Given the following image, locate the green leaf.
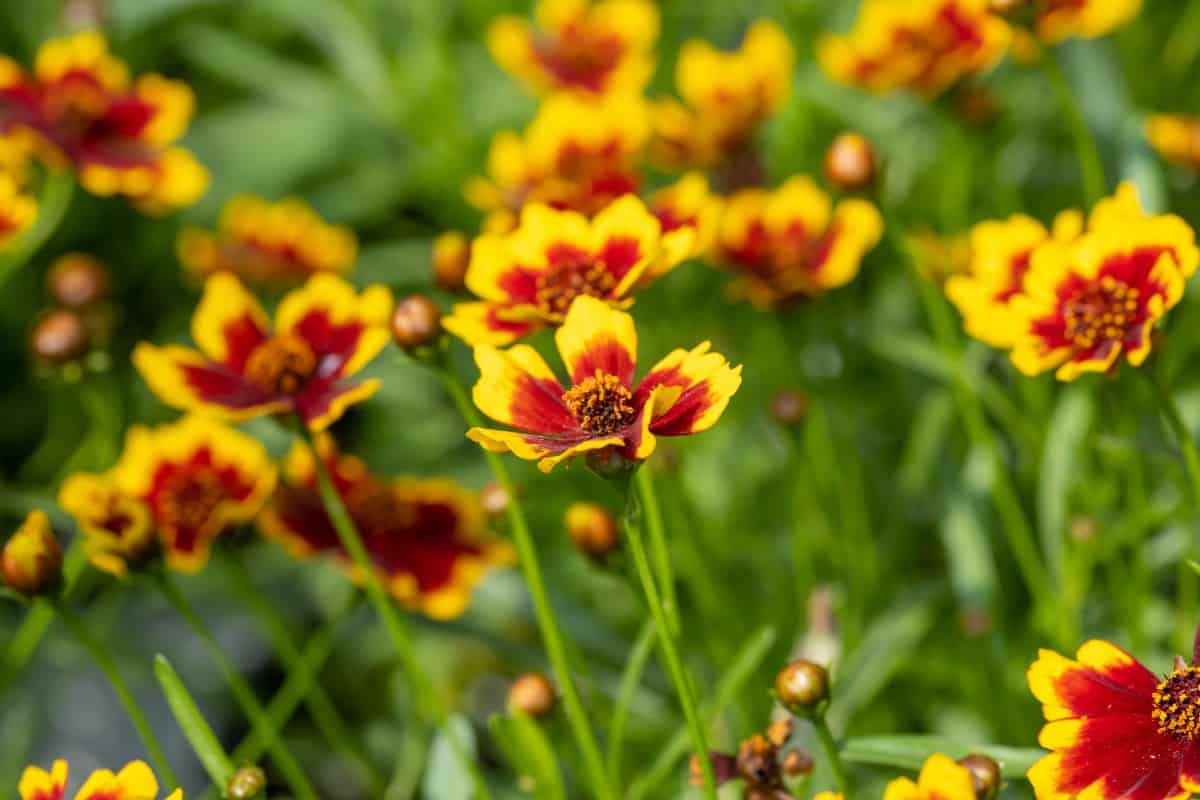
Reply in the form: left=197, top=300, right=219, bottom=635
left=841, top=734, right=1046, bottom=780
left=489, top=712, right=566, bottom=800
left=1037, top=385, right=1094, bottom=583
left=421, top=714, right=478, bottom=800
left=154, top=654, right=235, bottom=788
left=941, top=496, right=998, bottom=610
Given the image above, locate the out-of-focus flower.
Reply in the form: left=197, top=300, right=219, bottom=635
left=133, top=272, right=392, bottom=431
left=564, top=501, right=619, bottom=558
left=443, top=196, right=692, bottom=346
left=884, top=753, right=979, bottom=799
left=466, top=295, right=741, bottom=473
left=691, top=719, right=809, bottom=798
left=2, top=510, right=62, bottom=596
left=433, top=231, right=472, bottom=292
left=258, top=435, right=512, bottom=620
left=1034, top=0, right=1141, bottom=42
left=0, top=32, right=208, bottom=212
left=0, top=170, right=36, bottom=248
left=465, top=92, right=648, bottom=230
left=1027, top=638, right=1200, bottom=799
left=647, top=173, right=722, bottom=260
left=1147, top=114, right=1200, bottom=171
left=19, top=759, right=182, bottom=800
left=713, top=177, right=883, bottom=308
left=178, top=195, right=357, bottom=287
left=507, top=672, right=557, bottom=718
left=487, top=0, right=658, bottom=96
left=818, top=1, right=1010, bottom=97
left=812, top=794, right=843, bottom=800
left=908, top=230, right=973, bottom=286
left=59, top=416, right=274, bottom=574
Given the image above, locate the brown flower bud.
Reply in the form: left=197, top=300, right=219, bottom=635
left=30, top=309, right=90, bottom=363
left=774, top=659, right=829, bottom=713
left=226, top=765, right=268, bottom=800
left=823, top=132, right=876, bottom=192
left=433, top=232, right=471, bottom=292
left=2, top=510, right=62, bottom=596
left=564, top=502, right=620, bottom=559
left=769, top=390, right=809, bottom=427
left=480, top=482, right=509, bottom=517
left=391, top=294, right=442, bottom=351
left=507, top=672, right=556, bottom=719
left=957, top=753, right=1001, bottom=798
left=47, top=253, right=110, bottom=308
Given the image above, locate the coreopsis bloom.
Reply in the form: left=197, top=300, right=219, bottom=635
left=466, top=295, right=741, bottom=472
left=647, top=173, right=723, bottom=260
left=712, top=176, right=883, bottom=308
left=464, top=92, right=648, bottom=231
left=0, top=170, right=36, bottom=248
left=884, top=753, right=978, bottom=799
left=1027, top=638, right=1200, bottom=799
left=19, top=759, right=182, bottom=800
left=487, top=0, right=658, bottom=96
left=818, top=0, right=1011, bottom=97
left=59, top=415, right=275, bottom=574
left=1147, top=114, right=1200, bottom=170
left=0, top=31, right=208, bottom=212
left=1034, top=0, right=1141, bottom=42
left=178, top=195, right=357, bottom=286
left=444, top=195, right=692, bottom=346
left=258, top=436, right=513, bottom=620
left=133, top=272, right=392, bottom=431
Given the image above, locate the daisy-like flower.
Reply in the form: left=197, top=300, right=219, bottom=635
left=258, top=435, right=514, bottom=620
left=133, top=272, right=392, bottom=431
left=443, top=195, right=693, bottom=346
left=884, top=754, right=979, bottom=799
left=818, top=0, right=1010, bottom=97
left=0, top=31, right=208, bottom=213
left=178, top=194, right=358, bottom=287
left=1033, top=0, right=1142, bottom=42
left=19, top=760, right=181, bottom=800
left=58, top=415, right=275, bottom=574
left=712, top=176, right=883, bottom=308
left=1147, top=114, right=1200, bottom=171
left=647, top=172, right=723, bottom=260
left=466, top=295, right=742, bottom=473
left=487, top=0, right=658, bottom=96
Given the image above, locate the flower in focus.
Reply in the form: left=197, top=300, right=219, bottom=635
left=647, top=173, right=723, bottom=260
left=1027, top=638, right=1200, bottom=799
left=487, top=0, right=658, bottom=96
left=178, top=195, right=357, bottom=287
left=258, top=435, right=513, bottom=620
left=133, top=272, right=392, bottom=431
left=19, top=760, right=182, bottom=800
left=1147, top=114, right=1200, bottom=171
left=466, top=295, right=741, bottom=472
left=0, top=32, right=208, bottom=212
left=712, top=176, right=883, bottom=308
left=443, top=195, right=693, bottom=346
left=1034, top=0, right=1141, bottom=42
left=884, top=753, right=978, bottom=799
left=818, top=1, right=1010, bottom=97
left=59, top=415, right=275, bottom=574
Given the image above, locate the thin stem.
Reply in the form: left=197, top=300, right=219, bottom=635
left=811, top=714, right=849, bottom=795
left=635, top=467, right=679, bottom=637
left=1043, top=51, right=1106, bottom=206
left=436, top=364, right=615, bottom=800
left=606, top=618, right=656, bottom=787
left=54, top=601, right=178, bottom=788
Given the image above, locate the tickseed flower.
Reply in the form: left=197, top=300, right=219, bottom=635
left=178, top=195, right=358, bottom=287
left=0, top=31, right=208, bottom=212
left=466, top=295, right=742, bottom=473
left=647, top=172, right=723, bottom=260
left=712, top=176, right=883, bottom=308
left=464, top=92, right=648, bottom=230
left=818, top=0, right=1011, bottom=97
left=486, top=0, right=658, bottom=96
left=443, top=195, right=693, bottom=346
left=1147, top=114, right=1200, bottom=171
left=59, top=415, right=275, bottom=574
left=257, top=435, right=513, bottom=620
left=884, top=753, right=980, bottom=800
left=133, top=272, right=392, bottom=431
left=1027, top=638, right=1200, bottom=799
left=2, top=510, right=62, bottom=596
left=1033, top=0, right=1141, bottom=42
left=0, top=170, right=36, bottom=248
left=19, top=759, right=182, bottom=800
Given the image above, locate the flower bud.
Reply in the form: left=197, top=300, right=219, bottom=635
left=433, top=232, right=471, bottom=292
left=226, top=765, right=267, bottom=800
left=391, top=294, right=442, bottom=351
left=957, top=753, right=1001, bottom=798
left=480, top=482, right=509, bottom=518
left=47, top=253, right=110, bottom=309
left=823, top=132, right=876, bottom=192
left=564, top=502, right=619, bottom=560
left=507, top=672, right=556, bottom=719
left=30, top=309, right=90, bottom=363
left=2, top=510, right=62, bottom=596
left=585, top=447, right=637, bottom=481
left=769, top=390, right=809, bottom=427
left=774, top=659, right=829, bottom=713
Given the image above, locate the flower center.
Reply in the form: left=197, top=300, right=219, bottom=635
left=245, top=334, right=318, bottom=396
left=347, top=483, right=413, bottom=538
left=1063, top=276, right=1139, bottom=349
left=1153, top=666, right=1200, bottom=740
left=159, top=470, right=225, bottom=533
left=535, top=254, right=616, bottom=316
left=562, top=369, right=636, bottom=434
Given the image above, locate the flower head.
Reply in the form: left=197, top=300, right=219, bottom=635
left=647, top=173, right=723, bottom=260
left=20, top=760, right=181, bottom=800
left=713, top=177, right=883, bottom=308
left=258, top=435, right=513, bottom=620
left=133, top=272, right=392, bottom=431
left=58, top=472, right=155, bottom=577
left=179, top=195, right=357, bottom=287
left=444, top=195, right=693, bottom=346
left=466, top=295, right=741, bottom=472
left=1147, top=115, right=1200, bottom=171
left=1034, top=0, right=1141, bottom=42
left=487, top=0, right=658, bottom=96
left=884, top=753, right=979, bottom=799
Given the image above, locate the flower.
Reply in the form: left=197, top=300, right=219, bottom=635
left=19, top=760, right=181, bottom=800
left=1034, top=0, right=1141, bottom=42
left=487, top=0, right=658, bottom=96
left=0, top=31, right=208, bottom=212
left=133, top=272, right=393, bottom=431
left=178, top=195, right=358, bottom=286
left=466, top=295, right=742, bottom=472
left=1027, top=638, right=1200, bottom=799
left=257, top=435, right=513, bottom=620
left=712, top=176, right=883, bottom=308
left=884, top=753, right=979, bottom=799
left=647, top=172, right=723, bottom=260
left=1147, top=114, right=1200, bottom=170
left=443, top=195, right=693, bottom=346
left=818, top=1, right=1010, bottom=97
left=0, top=170, right=35, bottom=248
left=58, top=415, right=275, bottom=574
left=2, top=510, right=62, bottom=595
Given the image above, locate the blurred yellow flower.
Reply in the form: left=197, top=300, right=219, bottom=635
left=20, top=759, right=181, bottom=800
left=1034, top=0, right=1141, bottom=42
left=646, top=172, right=723, bottom=260
left=1147, top=114, right=1200, bottom=170
left=0, top=169, right=36, bottom=249
left=884, top=753, right=977, bottom=800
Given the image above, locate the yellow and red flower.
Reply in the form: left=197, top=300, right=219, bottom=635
left=258, top=435, right=513, bottom=620
left=1033, top=0, right=1142, bottom=42
left=19, top=760, right=181, bottom=800
left=1147, top=114, right=1200, bottom=171
left=487, top=0, right=658, bottom=96
left=1027, top=638, right=1200, bottom=800
left=0, top=169, right=35, bottom=248
left=467, top=295, right=741, bottom=472
left=818, top=0, right=1010, bottom=97
left=0, top=32, right=208, bottom=212
left=443, top=195, right=693, bottom=346
left=712, top=176, right=883, bottom=308
left=58, top=472, right=155, bottom=577
left=178, top=194, right=358, bottom=286
left=884, top=753, right=978, bottom=800
left=133, top=272, right=392, bottom=431
left=647, top=172, right=723, bottom=261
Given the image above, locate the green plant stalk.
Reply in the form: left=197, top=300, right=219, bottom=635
left=606, top=618, right=656, bottom=787
left=155, top=654, right=235, bottom=789
left=54, top=601, right=178, bottom=788
left=635, top=467, right=680, bottom=637
left=811, top=713, right=850, bottom=795
left=1043, top=51, right=1106, bottom=206
left=436, top=364, right=615, bottom=800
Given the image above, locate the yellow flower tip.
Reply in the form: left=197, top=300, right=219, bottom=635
left=2, top=510, right=62, bottom=596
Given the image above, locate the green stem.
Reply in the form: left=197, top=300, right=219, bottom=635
left=606, top=618, right=656, bottom=787
left=635, top=467, right=679, bottom=637
left=811, top=714, right=849, bottom=795
left=436, top=365, right=615, bottom=800
left=1043, top=51, right=1106, bottom=206
left=54, top=601, right=178, bottom=788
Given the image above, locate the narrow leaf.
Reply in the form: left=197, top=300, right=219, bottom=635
left=842, top=734, right=1045, bottom=779
left=489, top=712, right=566, bottom=800
left=154, top=654, right=235, bottom=787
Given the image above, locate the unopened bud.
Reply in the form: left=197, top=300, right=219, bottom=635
left=824, top=132, right=876, bottom=192
left=47, top=253, right=110, bottom=308
left=480, top=482, right=509, bottom=517
left=507, top=672, right=556, bottom=719
left=433, top=232, right=471, bottom=292
left=2, top=510, right=62, bottom=596
left=226, top=765, right=267, bottom=800
left=769, top=390, right=809, bottom=427
left=585, top=447, right=636, bottom=481
left=30, top=309, right=90, bottom=363
left=774, top=659, right=829, bottom=713
left=564, top=502, right=619, bottom=560
left=391, top=294, right=443, bottom=351
left=957, top=753, right=1001, bottom=798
